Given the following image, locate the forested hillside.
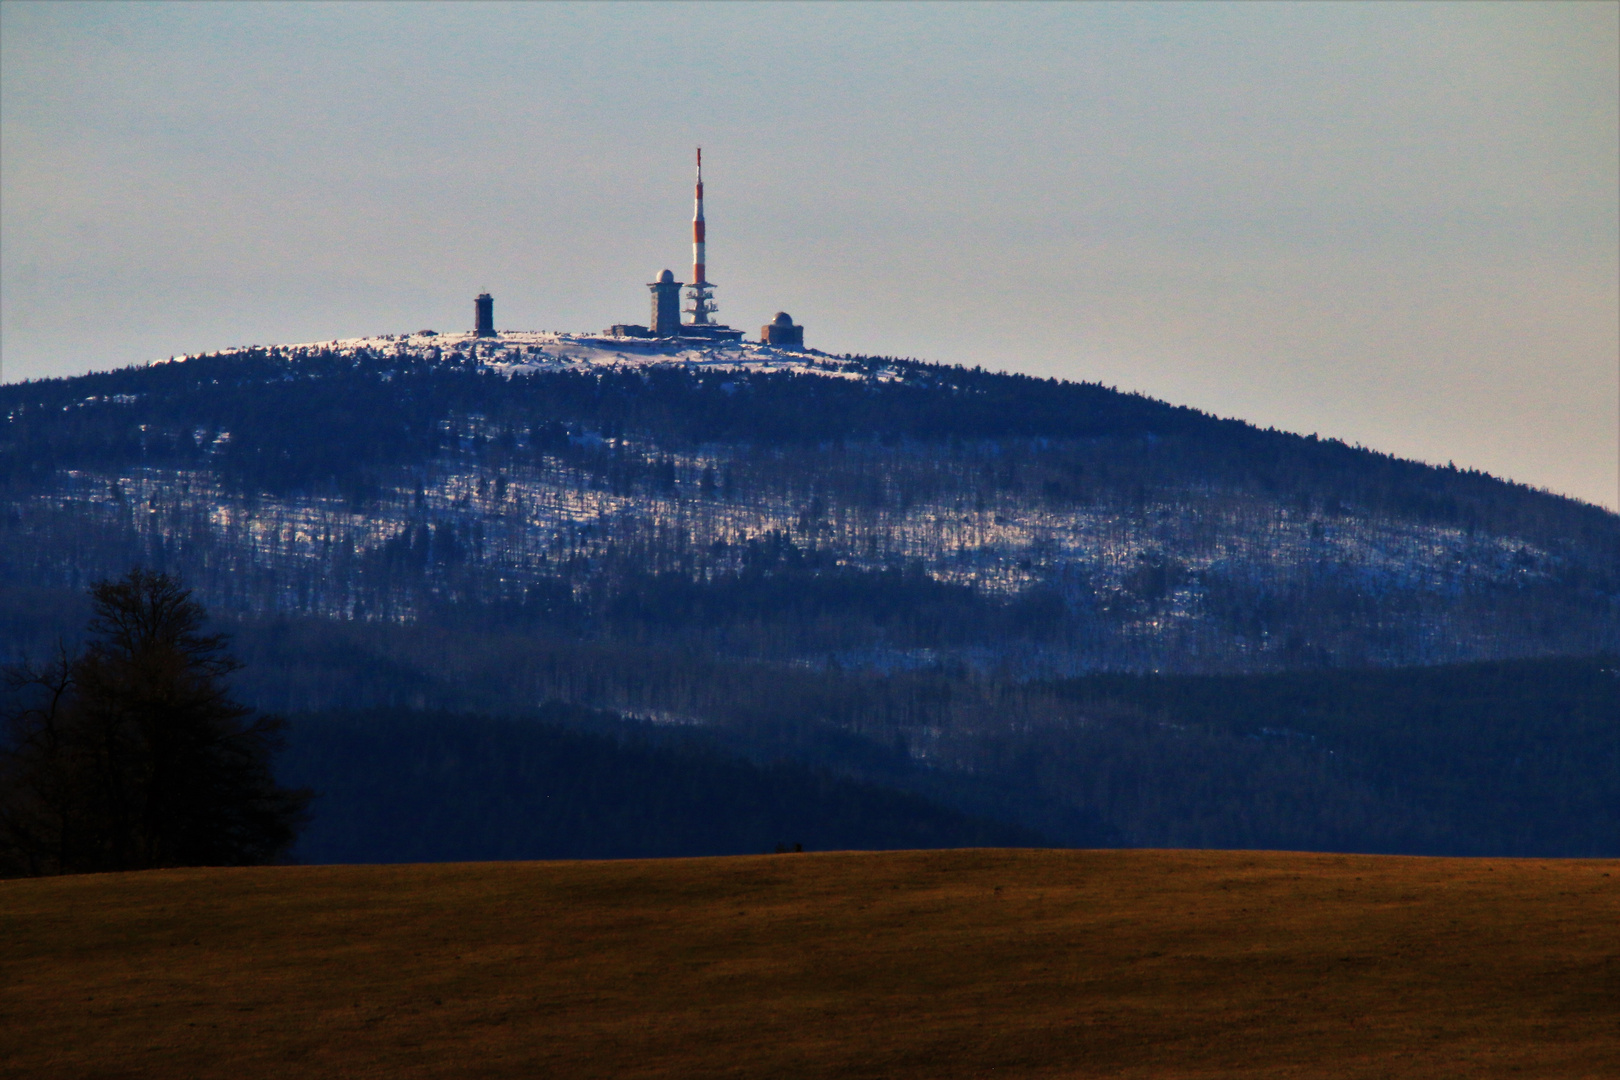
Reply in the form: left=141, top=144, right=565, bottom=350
left=263, top=655, right=1618, bottom=860
left=3, top=335, right=1615, bottom=675
left=3, top=335, right=1616, bottom=858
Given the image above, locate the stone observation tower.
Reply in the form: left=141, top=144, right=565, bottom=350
left=474, top=293, right=495, bottom=337
left=649, top=270, right=683, bottom=337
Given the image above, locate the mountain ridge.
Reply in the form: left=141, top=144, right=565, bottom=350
left=9, top=330, right=1609, bottom=522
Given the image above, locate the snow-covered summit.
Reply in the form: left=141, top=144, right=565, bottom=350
left=166, top=331, right=904, bottom=382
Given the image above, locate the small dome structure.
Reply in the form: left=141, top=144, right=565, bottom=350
left=760, top=311, right=804, bottom=349
left=659, top=269, right=675, bottom=283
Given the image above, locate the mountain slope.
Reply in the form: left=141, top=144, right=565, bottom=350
left=3, top=334, right=1616, bottom=858
left=279, top=705, right=1040, bottom=863
left=3, top=332, right=1615, bottom=676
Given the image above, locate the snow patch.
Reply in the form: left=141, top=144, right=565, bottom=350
left=163, top=331, right=904, bottom=383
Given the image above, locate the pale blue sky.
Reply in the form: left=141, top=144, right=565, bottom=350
left=3, top=1, right=1616, bottom=508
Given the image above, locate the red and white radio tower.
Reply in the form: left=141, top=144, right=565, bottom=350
left=685, top=148, right=718, bottom=325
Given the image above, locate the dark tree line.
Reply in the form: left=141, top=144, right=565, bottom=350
left=0, top=571, right=307, bottom=876
left=2, top=574, right=1613, bottom=861
left=221, top=612, right=1620, bottom=857
left=279, top=705, right=1037, bottom=863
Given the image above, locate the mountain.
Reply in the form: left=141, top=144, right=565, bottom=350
left=4, top=331, right=1614, bottom=672
left=2, top=332, right=1616, bottom=857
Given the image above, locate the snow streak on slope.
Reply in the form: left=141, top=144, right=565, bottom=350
left=26, top=441, right=1573, bottom=673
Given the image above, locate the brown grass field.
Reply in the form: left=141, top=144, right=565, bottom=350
left=2, top=848, right=1616, bottom=1079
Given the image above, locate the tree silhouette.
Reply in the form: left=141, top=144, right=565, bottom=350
left=0, top=570, right=308, bottom=875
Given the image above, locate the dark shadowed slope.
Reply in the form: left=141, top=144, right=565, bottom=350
left=278, top=706, right=1039, bottom=862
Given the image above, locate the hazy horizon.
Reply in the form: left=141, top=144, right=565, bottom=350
left=2, top=1, right=1616, bottom=509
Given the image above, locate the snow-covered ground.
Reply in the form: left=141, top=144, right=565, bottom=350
left=165, top=331, right=904, bottom=382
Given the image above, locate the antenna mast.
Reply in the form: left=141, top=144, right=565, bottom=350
left=685, top=148, right=718, bottom=325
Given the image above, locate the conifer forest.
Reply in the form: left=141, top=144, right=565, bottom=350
left=3, top=340, right=1616, bottom=859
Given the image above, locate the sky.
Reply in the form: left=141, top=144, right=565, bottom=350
left=2, top=1, right=1616, bottom=510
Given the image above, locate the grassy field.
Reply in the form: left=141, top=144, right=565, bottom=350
left=2, top=848, right=1616, bottom=1079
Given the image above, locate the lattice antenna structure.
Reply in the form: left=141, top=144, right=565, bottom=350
left=684, top=148, right=718, bottom=325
